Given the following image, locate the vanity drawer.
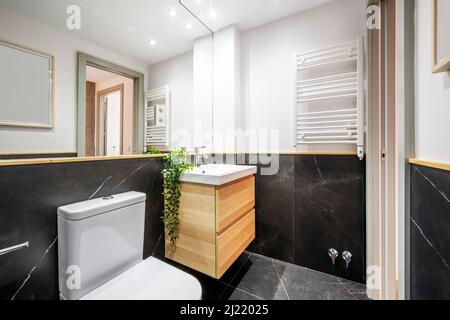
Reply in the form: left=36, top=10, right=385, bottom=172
left=216, top=209, right=255, bottom=278
left=215, top=175, right=255, bottom=232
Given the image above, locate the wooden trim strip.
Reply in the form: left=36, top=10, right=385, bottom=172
left=409, top=159, right=450, bottom=172
left=0, top=154, right=164, bottom=167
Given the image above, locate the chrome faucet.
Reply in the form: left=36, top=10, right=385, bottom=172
left=194, top=146, right=209, bottom=167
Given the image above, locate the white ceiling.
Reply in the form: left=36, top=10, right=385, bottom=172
left=0, top=0, right=333, bottom=66
left=183, top=0, right=334, bottom=32
left=86, top=66, right=124, bottom=84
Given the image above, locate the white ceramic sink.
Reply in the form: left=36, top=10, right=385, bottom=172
left=180, top=164, right=257, bottom=186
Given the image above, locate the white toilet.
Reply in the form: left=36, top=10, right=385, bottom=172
left=57, top=191, right=202, bottom=300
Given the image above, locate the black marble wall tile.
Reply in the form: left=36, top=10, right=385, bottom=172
left=245, top=154, right=295, bottom=264
left=0, top=153, right=366, bottom=300
left=410, top=164, right=450, bottom=300
left=0, top=157, right=163, bottom=300
left=293, top=155, right=365, bottom=283
left=239, top=154, right=365, bottom=283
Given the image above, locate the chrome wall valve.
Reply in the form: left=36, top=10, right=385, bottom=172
left=342, top=251, right=352, bottom=269
left=328, top=248, right=339, bottom=265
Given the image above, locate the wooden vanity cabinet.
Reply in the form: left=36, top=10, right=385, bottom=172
left=165, top=175, right=255, bottom=279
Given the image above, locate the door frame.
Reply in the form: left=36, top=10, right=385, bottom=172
left=96, top=84, right=124, bottom=156
left=366, top=0, right=415, bottom=300
left=395, top=0, right=415, bottom=300
left=77, top=52, right=145, bottom=157
left=366, top=0, right=396, bottom=300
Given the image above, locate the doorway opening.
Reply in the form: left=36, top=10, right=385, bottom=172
left=98, top=85, right=123, bottom=156
left=77, top=52, right=145, bottom=157
left=85, top=66, right=135, bottom=157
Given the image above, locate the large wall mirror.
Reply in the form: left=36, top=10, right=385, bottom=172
left=0, top=0, right=213, bottom=160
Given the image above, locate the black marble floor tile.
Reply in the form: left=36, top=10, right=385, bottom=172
left=351, top=292, right=371, bottom=300
left=220, top=252, right=251, bottom=286
left=302, top=282, right=355, bottom=300
left=303, top=270, right=355, bottom=300
left=156, top=251, right=369, bottom=301
left=272, top=258, right=309, bottom=300
left=228, top=288, right=263, bottom=300
left=224, top=253, right=289, bottom=300
left=338, top=277, right=367, bottom=294
left=197, top=274, right=231, bottom=301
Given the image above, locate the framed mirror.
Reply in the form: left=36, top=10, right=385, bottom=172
left=0, top=40, right=54, bottom=128
left=0, top=0, right=213, bottom=160
left=432, top=0, right=450, bottom=73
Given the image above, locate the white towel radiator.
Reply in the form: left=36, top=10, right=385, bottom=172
left=295, top=38, right=365, bottom=160
left=145, top=85, right=170, bottom=151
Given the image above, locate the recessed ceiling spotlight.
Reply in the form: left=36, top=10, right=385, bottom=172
left=209, top=9, right=217, bottom=19
left=148, top=39, right=157, bottom=46
left=167, top=9, right=177, bottom=17
left=185, top=23, right=193, bottom=30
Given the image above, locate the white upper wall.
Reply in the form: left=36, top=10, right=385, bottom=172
left=415, top=0, right=450, bottom=164
left=0, top=8, right=147, bottom=154
left=149, top=0, right=365, bottom=153
left=240, top=0, right=365, bottom=152
left=213, top=26, right=241, bottom=153
left=193, top=35, right=214, bottom=152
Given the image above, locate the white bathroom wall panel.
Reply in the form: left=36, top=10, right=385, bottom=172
left=193, top=34, right=214, bottom=152
left=0, top=8, right=147, bottom=154
left=212, top=26, right=241, bottom=153
left=148, top=52, right=194, bottom=150
left=415, top=0, right=450, bottom=164
left=240, top=0, right=365, bottom=153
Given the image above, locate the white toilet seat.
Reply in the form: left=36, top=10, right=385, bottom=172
left=80, top=257, right=202, bottom=300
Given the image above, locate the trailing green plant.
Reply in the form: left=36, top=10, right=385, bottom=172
left=162, top=148, right=194, bottom=247
left=143, top=148, right=161, bottom=155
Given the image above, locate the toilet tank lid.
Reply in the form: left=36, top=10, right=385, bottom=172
left=57, top=192, right=146, bottom=221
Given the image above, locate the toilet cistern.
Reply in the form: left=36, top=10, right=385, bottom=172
left=57, top=191, right=201, bottom=300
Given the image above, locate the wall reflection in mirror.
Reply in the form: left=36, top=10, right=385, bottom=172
left=0, top=0, right=364, bottom=161
left=0, top=0, right=213, bottom=160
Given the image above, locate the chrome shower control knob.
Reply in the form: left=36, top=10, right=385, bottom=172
left=342, top=251, right=352, bottom=269
left=328, top=248, right=339, bottom=265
